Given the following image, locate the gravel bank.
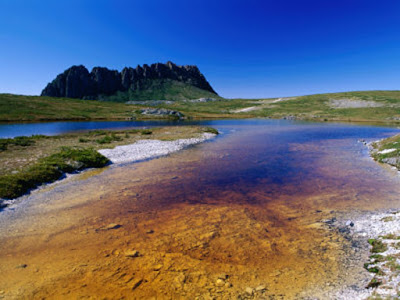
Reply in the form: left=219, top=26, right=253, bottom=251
left=98, top=132, right=216, bottom=164
left=331, top=210, right=400, bottom=299
left=315, top=141, right=400, bottom=299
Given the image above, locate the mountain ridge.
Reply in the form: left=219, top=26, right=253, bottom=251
left=41, top=61, right=217, bottom=100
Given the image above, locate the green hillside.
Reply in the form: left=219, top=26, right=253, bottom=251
left=0, top=93, right=136, bottom=122
left=99, top=79, right=220, bottom=102
left=1, top=90, right=400, bottom=123
left=159, top=90, right=400, bottom=123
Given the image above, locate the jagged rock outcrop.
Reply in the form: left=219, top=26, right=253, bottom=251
left=41, top=61, right=217, bottom=99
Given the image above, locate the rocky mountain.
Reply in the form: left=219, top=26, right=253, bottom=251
left=41, top=62, right=217, bottom=100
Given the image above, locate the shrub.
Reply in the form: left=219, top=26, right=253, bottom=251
left=141, top=129, right=153, bottom=135
left=203, top=127, right=219, bottom=134
left=366, top=278, right=382, bottom=289
left=0, top=136, right=36, bottom=151
left=88, top=130, right=107, bottom=136
left=96, top=133, right=122, bottom=144
left=12, top=136, right=35, bottom=147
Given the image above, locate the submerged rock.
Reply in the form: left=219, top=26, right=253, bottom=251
left=99, top=223, right=122, bottom=231
left=255, top=285, right=267, bottom=292
left=245, top=287, right=254, bottom=295
left=215, top=279, right=225, bottom=287
left=16, top=264, right=27, bottom=269
left=125, top=250, right=140, bottom=258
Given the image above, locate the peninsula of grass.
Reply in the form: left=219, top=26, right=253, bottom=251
left=0, top=126, right=216, bottom=202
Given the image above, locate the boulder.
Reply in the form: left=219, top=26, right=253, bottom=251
left=139, top=108, right=184, bottom=119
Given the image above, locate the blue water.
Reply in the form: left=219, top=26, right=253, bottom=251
left=0, top=118, right=398, bottom=139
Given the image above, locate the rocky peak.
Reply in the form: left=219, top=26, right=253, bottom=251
left=41, top=62, right=217, bottom=99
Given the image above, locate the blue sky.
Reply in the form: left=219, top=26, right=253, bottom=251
left=1, top=0, right=400, bottom=98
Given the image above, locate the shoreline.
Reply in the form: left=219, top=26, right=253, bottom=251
left=0, top=127, right=218, bottom=208
left=2, top=115, right=400, bottom=126
left=315, top=209, right=400, bottom=299
left=300, top=136, right=400, bottom=299
left=320, top=136, right=400, bottom=299
left=98, top=132, right=216, bottom=164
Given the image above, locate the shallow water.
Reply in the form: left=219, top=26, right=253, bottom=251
left=1, top=119, right=400, bottom=299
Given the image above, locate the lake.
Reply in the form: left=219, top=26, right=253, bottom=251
left=1, top=119, right=400, bottom=298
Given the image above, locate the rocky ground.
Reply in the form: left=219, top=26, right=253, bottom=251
left=318, top=210, right=400, bottom=300
left=98, top=132, right=216, bottom=164
left=329, top=99, right=384, bottom=109
left=306, top=139, right=400, bottom=300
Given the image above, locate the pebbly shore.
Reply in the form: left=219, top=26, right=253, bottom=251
left=98, top=132, right=216, bottom=164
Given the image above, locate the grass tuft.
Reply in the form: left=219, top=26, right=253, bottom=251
left=140, top=129, right=153, bottom=135
left=0, top=147, right=109, bottom=199
left=202, top=127, right=219, bottom=134
left=368, top=239, right=388, bottom=253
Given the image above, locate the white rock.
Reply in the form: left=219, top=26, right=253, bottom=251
left=378, top=148, right=396, bottom=154
left=98, top=133, right=216, bottom=164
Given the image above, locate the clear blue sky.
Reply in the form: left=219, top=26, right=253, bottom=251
left=1, top=0, right=400, bottom=98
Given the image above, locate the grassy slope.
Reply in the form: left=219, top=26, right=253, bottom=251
left=101, top=79, right=220, bottom=102
left=2, top=90, right=400, bottom=123
left=250, top=91, right=400, bottom=122
left=160, top=90, right=400, bottom=122
left=0, top=93, right=137, bottom=122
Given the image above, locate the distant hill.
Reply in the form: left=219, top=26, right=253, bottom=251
left=41, top=62, right=218, bottom=101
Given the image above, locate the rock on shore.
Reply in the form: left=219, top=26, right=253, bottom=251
left=138, top=108, right=184, bottom=119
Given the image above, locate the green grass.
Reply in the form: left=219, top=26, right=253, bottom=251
left=0, top=135, right=47, bottom=151
left=0, top=147, right=109, bottom=199
left=366, top=278, right=382, bottom=289
left=95, top=133, right=123, bottom=144
left=368, top=239, right=388, bottom=253
left=202, top=127, right=219, bottom=134
left=154, top=90, right=400, bottom=122
left=3, top=90, right=400, bottom=123
left=364, top=263, right=381, bottom=274
left=0, top=93, right=138, bottom=122
left=371, top=134, right=400, bottom=169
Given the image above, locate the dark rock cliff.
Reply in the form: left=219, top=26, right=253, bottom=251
left=41, top=61, right=217, bottom=99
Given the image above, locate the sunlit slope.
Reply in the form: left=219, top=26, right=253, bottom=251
left=1, top=90, right=400, bottom=122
